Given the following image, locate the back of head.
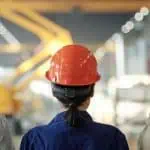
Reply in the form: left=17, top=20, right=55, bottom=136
left=51, top=83, right=94, bottom=127
left=46, top=44, right=100, bottom=128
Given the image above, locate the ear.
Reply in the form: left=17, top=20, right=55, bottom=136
left=99, top=74, right=101, bottom=81
left=45, top=71, right=49, bottom=80
left=90, top=85, right=95, bottom=97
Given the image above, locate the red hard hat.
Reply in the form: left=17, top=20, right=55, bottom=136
left=46, top=45, right=100, bottom=86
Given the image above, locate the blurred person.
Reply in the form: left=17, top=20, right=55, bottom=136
left=20, top=45, right=129, bottom=150
left=138, top=116, right=150, bottom=150
left=0, top=115, right=15, bottom=150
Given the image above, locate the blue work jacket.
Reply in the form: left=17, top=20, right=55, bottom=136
left=20, top=111, right=129, bottom=150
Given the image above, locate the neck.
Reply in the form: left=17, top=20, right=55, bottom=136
left=78, top=106, right=87, bottom=111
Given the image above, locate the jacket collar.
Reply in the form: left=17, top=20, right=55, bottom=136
left=51, top=111, right=93, bottom=123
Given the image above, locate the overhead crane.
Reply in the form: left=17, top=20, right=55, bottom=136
left=0, top=0, right=150, bottom=13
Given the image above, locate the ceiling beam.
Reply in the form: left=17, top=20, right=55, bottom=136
left=0, top=1, right=150, bottom=13
left=0, top=9, right=54, bottom=42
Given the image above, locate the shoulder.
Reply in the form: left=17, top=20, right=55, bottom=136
left=92, top=122, right=118, bottom=132
left=20, top=126, right=47, bottom=149
left=20, top=125, right=48, bottom=149
left=91, top=122, right=126, bottom=137
left=91, top=122, right=129, bottom=149
left=21, top=125, right=46, bottom=143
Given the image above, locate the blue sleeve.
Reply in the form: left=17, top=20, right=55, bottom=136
left=115, top=129, right=129, bottom=150
left=20, top=129, right=46, bottom=150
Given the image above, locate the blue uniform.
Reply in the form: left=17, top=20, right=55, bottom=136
left=20, top=111, right=129, bottom=150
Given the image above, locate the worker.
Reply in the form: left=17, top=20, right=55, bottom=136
left=20, top=45, right=129, bottom=150
left=138, top=115, right=150, bottom=150
left=0, top=115, right=15, bottom=150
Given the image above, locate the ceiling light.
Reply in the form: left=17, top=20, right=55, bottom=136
left=135, top=12, right=144, bottom=22
left=140, top=7, right=149, bottom=16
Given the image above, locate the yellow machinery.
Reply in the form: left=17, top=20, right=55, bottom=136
left=0, top=84, right=19, bottom=115
left=0, top=0, right=148, bottom=13
left=0, top=7, right=73, bottom=116
left=0, top=2, right=114, bottom=116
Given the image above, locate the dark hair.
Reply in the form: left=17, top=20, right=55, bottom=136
left=51, top=83, right=94, bottom=127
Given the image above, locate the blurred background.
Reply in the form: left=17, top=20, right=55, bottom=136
left=0, top=0, right=150, bottom=149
